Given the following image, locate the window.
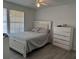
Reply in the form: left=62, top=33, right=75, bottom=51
left=9, top=10, right=24, bottom=33
left=3, top=8, right=7, bottom=33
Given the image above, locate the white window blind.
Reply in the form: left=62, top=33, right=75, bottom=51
left=3, top=8, right=7, bottom=33
left=9, top=10, right=24, bottom=33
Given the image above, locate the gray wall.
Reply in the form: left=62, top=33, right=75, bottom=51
left=3, top=1, right=36, bottom=31
left=36, top=3, right=76, bottom=50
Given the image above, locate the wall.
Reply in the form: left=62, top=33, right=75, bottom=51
left=3, top=1, right=36, bottom=31
left=36, top=3, right=76, bottom=50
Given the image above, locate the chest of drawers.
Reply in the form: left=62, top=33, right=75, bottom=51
left=53, top=27, right=73, bottom=50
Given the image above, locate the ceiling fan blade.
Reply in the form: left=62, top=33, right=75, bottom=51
left=40, top=2, right=47, bottom=5
left=36, top=0, right=39, bottom=3
left=36, top=0, right=45, bottom=3
left=33, top=0, right=48, bottom=7
left=39, top=0, right=44, bottom=3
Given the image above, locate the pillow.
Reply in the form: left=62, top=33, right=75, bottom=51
left=32, top=27, right=40, bottom=32
left=38, top=28, right=49, bottom=33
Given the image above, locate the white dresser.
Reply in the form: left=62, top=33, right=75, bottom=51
left=53, top=27, right=73, bottom=50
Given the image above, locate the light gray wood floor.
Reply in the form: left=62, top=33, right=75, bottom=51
left=10, top=44, right=76, bottom=59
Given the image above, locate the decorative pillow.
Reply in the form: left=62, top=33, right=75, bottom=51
left=38, top=28, right=49, bottom=33
left=32, top=27, right=40, bottom=32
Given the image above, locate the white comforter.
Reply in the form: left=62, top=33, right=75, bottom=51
left=9, top=31, right=48, bottom=53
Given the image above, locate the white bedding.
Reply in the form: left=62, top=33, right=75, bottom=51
left=9, top=31, right=48, bottom=54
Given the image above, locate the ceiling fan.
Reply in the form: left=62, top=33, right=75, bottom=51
left=35, top=0, right=48, bottom=7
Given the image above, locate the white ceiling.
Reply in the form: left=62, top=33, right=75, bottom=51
left=5, top=0, right=75, bottom=9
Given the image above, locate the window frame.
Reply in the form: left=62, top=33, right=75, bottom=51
left=3, top=8, right=25, bottom=34
left=9, top=10, right=24, bottom=33
left=3, top=8, right=8, bottom=33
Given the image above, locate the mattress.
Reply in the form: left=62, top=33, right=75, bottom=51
left=9, top=31, right=48, bottom=53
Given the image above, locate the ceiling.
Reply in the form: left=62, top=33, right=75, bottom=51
left=5, top=0, right=75, bottom=9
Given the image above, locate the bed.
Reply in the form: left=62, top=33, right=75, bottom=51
left=9, top=21, right=52, bottom=58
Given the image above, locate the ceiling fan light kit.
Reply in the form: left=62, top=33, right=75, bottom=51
left=36, top=0, right=47, bottom=8
left=36, top=3, right=40, bottom=7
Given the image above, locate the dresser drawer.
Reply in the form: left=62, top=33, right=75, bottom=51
left=54, top=34, right=71, bottom=41
left=53, top=42, right=72, bottom=50
left=53, top=38, right=72, bottom=46
left=54, top=27, right=72, bottom=33
left=54, top=31, right=71, bottom=37
left=9, top=39, right=25, bottom=54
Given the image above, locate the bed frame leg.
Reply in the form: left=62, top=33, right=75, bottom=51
left=23, top=54, right=27, bottom=59
left=23, top=46, right=27, bottom=59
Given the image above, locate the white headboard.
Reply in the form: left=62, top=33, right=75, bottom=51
left=32, top=21, right=52, bottom=30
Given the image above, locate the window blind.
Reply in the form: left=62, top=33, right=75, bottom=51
left=9, top=10, right=24, bottom=33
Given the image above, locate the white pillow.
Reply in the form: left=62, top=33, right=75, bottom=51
left=32, top=27, right=39, bottom=32
left=38, top=28, right=49, bottom=33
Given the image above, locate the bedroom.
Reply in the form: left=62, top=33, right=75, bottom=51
left=3, top=0, right=76, bottom=59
